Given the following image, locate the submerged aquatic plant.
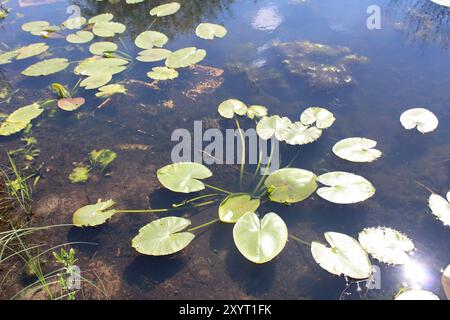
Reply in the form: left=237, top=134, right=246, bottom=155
left=69, top=149, right=117, bottom=183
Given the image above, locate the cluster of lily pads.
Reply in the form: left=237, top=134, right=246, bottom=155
left=69, top=149, right=117, bottom=183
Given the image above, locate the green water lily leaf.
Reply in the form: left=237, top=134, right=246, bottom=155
left=75, top=57, right=128, bottom=76
left=93, top=21, right=126, bottom=37
left=218, top=99, right=248, bottom=119
left=256, top=115, right=291, bottom=141
left=165, top=47, right=206, bottom=68
left=247, top=105, right=268, bottom=119
left=89, top=42, right=118, bottom=55
left=88, top=13, right=114, bottom=24
left=149, top=2, right=181, bottom=17
left=218, top=193, right=260, bottom=223
left=15, top=43, right=49, bottom=60
left=400, top=108, right=438, bottom=133
left=443, top=264, right=450, bottom=300
left=311, top=232, right=372, bottom=279
left=62, top=16, right=87, bottom=29
left=300, top=107, right=335, bottom=129
left=0, top=50, right=18, bottom=65
left=51, top=83, right=71, bottom=99
left=137, top=48, right=172, bottom=62
left=147, top=66, right=179, bottom=80
left=95, top=84, right=127, bottom=98
left=282, top=122, right=322, bottom=145
left=22, top=58, right=69, bottom=76
left=90, top=149, right=117, bottom=171
left=233, top=212, right=288, bottom=264
left=395, top=289, right=440, bottom=300
left=73, top=199, right=117, bottom=227
left=332, top=137, right=382, bottom=163
left=66, top=30, right=94, bottom=44
left=358, top=227, right=414, bottom=265
left=195, top=23, right=227, bottom=40
left=430, top=0, right=450, bottom=7
left=126, top=0, right=145, bottom=3
left=264, top=168, right=317, bottom=204
left=134, top=31, right=168, bottom=49
left=57, top=97, right=85, bottom=111
left=21, top=20, right=50, bottom=32
left=132, top=216, right=195, bottom=256
left=69, top=166, right=90, bottom=183
left=0, top=103, right=44, bottom=136
left=428, top=191, right=450, bottom=227
left=80, top=73, right=113, bottom=90
left=316, top=171, right=375, bottom=204
left=157, top=162, right=212, bottom=193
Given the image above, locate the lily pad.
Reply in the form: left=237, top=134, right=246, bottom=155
left=400, top=108, right=438, bottom=133
left=73, top=199, right=117, bottom=227
left=165, top=47, right=206, bottom=68
left=137, top=48, right=172, bottom=62
left=132, top=216, right=195, bottom=256
left=264, top=168, right=317, bottom=204
left=0, top=103, right=44, bottom=136
left=218, top=193, right=260, bottom=223
left=126, top=0, right=145, bottom=3
left=95, top=84, right=127, bottom=98
left=89, top=42, right=118, bottom=55
left=256, top=115, right=291, bottom=141
left=134, top=31, right=168, bottom=49
left=57, top=97, right=85, bottom=111
left=147, top=66, right=179, bottom=80
left=149, top=2, right=181, bottom=17
left=93, top=21, right=126, bottom=37
left=195, top=23, right=227, bottom=40
left=430, top=0, right=450, bottom=7
left=88, top=13, right=114, bottom=24
left=51, top=83, right=71, bottom=99
left=80, top=73, right=113, bottom=90
left=22, top=58, right=69, bottom=77
left=66, top=31, right=94, bottom=44
left=247, top=105, right=268, bottom=119
left=311, top=232, right=372, bottom=279
left=90, top=149, right=117, bottom=171
left=157, top=162, right=212, bottom=193
left=443, top=264, right=450, bottom=300
left=21, top=20, right=50, bottom=32
left=395, top=289, right=439, bottom=300
left=217, top=99, right=248, bottom=119
left=69, top=166, right=90, bottom=184
left=233, top=212, right=288, bottom=264
left=15, top=43, right=49, bottom=60
left=0, top=50, right=18, bottom=65
left=316, top=171, right=375, bottom=204
left=282, top=122, right=322, bottom=145
left=75, top=57, right=128, bottom=76
left=428, top=191, right=450, bottom=227
left=332, top=137, right=382, bottom=163
left=358, top=227, right=414, bottom=265
left=62, top=17, right=87, bottom=29
left=300, top=107, right=335, bottom=129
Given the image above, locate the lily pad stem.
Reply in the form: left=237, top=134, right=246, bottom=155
left=147, top=17, right=158, bottom=31
left=234, top=118, right=246, bottom=190
left=116, top=199, right=216, bottom=214
left=289, top=235, right=310, bottom=247
left=187, top=219, right=219, bottom=232
left=415, top=180, right=435, bottom=194
left=252, top=143, right=275, bottom=195
left=172, top=193, right=220, bottom=208
left=204, top=183, right=231, bottom=194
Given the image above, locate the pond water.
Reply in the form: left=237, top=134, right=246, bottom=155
left=0, top=0, right=449, bottom=300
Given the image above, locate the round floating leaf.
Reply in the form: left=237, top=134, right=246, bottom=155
left=73, top=199, right=117, bottom=227
left=95, top=84, right=127, bottom=98
left=69, top=166, right=91, bottom=184
left=136, top=48, right=171, bottom=62
left=264, top=168, right=317, bottom=204
left=430, top=0, right=450, bottom=7
left=15, top=43, right=49, bottom=60
left=316, top=171, right=375, bottom=204
left=443, top=264, right=450, bottom=300
left=21, top=20, right=50, bottom=32
left=217, top=99, right=248, bottom=119
left=195, top=23, right=227, bottom=40
left=0, top=51, right=18, bottom=65
left=88, top=13, right=114, bottom=24
left=75, top=57, right=128, bottom=76
left=66, top=30, right=94, bottom=44
left=149, top=2, right=181, bottom=17
left=311, top=232, right=372, bottom=279
left=300, top=107, right=335, bottom=129
left=0, top=103, right=44, bottom=136
left=358, top=227, right=414, bottom=265
left=147, top=66, right=179, bottom=80
left=57, top=97, right=85, bottom=111
left=93, top=21, right=126, bottom=37
left=80, top=73, right=113, bottom=90
left=62, top=17, right=87, bottom=29
left=395, top=289, right=439, bottom=300
left=165, top=47, right=206, bottom=68
left=126, top=0, right=144, bottom=3
left=233, top=212, right=288, bottom=264
left=134, top=31, right=168, bottom=49
left=332, top=137, right=382, bottom=163
left=218, top=193, right=260, bottom=223
left=282, top=122, right=322, bottom=145
left=247, top=105, right=268, bottom=119
left=132, top=216, right=194, bottom=256
left=256, top=115, right=291, bottom=141
left=22, top=58, right=69, bottom=76
left=428, top=191, right=450, bottom=227
left=400, top=108, right=438, bottom=133
left=89, top=41, right=118, bottom=55
left=157, top=162, right=213, bottom=193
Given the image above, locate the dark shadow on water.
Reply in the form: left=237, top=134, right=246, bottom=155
left=66, top=226, right=102, bottom=255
